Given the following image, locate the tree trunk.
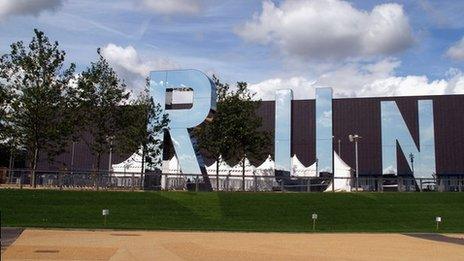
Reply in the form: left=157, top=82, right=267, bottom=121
left=216, top=156, right=220, bottom=191
left=8, top=149, right=14, bottom=184
left=31, top=148, right=39, bottom=188
left=140, top=146, right=146, bottom=190
left=96, top=153, right=101, bottom=191
left=242, top=157, right=246, bottom=191
left=131, top=171, right=135, bottom=191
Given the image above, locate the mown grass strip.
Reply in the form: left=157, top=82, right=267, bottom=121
left=1, top=189, right=463, bottom=232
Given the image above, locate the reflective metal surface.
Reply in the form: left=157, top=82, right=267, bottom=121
left=150, top=69, right=216, bottom=174
left=274, top=89, right=293, bottom=172
left=381, top=100, right=436, bottom=178
left=315, top=88, right=333, bottom=173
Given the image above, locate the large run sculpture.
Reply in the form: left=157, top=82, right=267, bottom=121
left=150, top=69, right=217, bottom=190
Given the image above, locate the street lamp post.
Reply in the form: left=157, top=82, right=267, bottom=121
left=107, top=136, right=114, bottom=183
left=349, top=134, right=361, bottom=191
left=108, top=141, right=113, bottom=173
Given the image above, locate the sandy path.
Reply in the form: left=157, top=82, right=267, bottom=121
left=2, top=229, right=463, bottom=260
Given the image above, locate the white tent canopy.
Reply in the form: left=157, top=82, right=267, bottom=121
left=324, top=152, right=352, bottom=192
left=114, top=152, right=354, bottom=192
left=292, top=155, right=317, bottom=177
left=206, top=155, right=239, bottom=176
left=112, top=151, right=143, bottom=175
left=116, top=153, right=325, bottom=178
left=256, top=155, right=274, bottom=170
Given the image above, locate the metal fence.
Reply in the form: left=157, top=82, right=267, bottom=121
left=1, top=168, right=464, bottom=192
left=2, top=169, right=144, bottom=191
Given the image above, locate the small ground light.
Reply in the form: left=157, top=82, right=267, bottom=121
left=312, top=213, right=318, bottom=231
left=102, top=209, right=109, bottom=226
left=435, top=216, right=442, bottom=230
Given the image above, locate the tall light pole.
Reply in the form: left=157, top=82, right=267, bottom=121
left=108, top=142, right=113, bottom=173
left=349, top=134, right=361, bottom=191
left=107, top=136, right=114, bottom=180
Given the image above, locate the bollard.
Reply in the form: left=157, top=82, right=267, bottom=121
left=102, top=209, right=109, bottom=226
left=312, top=213, right=318, bottom=231
left=435, top=216, right=442, bottom=230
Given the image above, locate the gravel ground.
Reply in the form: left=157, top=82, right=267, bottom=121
left=2, top=229, right=464, bottom=260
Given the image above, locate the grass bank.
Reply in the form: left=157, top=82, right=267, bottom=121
left=1, top=189, right=463, bottom=232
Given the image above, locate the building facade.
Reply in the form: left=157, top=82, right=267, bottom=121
left=38, top=93, right=464, bottom=179
left=256, top=94, right=464, bottom=177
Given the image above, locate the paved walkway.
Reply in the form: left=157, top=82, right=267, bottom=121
left=1, top=228, right=23, bottom=254
left=2, top=229, right=464, bottom=260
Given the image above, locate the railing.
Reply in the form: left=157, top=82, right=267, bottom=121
left=2, top=169, right=144, bottom=191
left=1, top=168, right=463, bottom=192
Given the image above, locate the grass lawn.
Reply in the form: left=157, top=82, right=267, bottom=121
left=1, top=189, right=463, bottom=232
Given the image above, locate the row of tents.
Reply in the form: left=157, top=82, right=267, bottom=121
left=112, top=152, right=353, bottom=191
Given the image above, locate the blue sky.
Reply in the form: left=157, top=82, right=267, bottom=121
left=1, top=0, right=464, bottom=99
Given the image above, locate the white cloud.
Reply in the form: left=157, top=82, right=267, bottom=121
left=383, top=165, right=396, bottom=175
left=318, top=110, right=332, bottom=128
left=249, top=59, right=464, bottom=100
left=316, top=58, right=401, bottom=97
left=0, top=0, right=63, bottom=21
left=236, top=0, right=413, bottom=60
left=101, top=43, right=178, bottom=92
left=446, top=37, right=464, bottom=61
left=249, top=76, right=316, bottom=100
left=139, top=0, right=202, bottom=15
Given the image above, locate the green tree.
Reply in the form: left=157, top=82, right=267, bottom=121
left=76, top=48, right=130, bottom=187
left=133, top=84, right=169, bottom=171
left=195, top=76, right=232, bottom=189
left=116, top=81, right=169, bottom=185
left=0, top=79, right=19, bottom=179
left=0, top=81, right=8, bottom=133
left=196, top=76, right=270, bottom=190
left=0, top=29, right=76, bottom=187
